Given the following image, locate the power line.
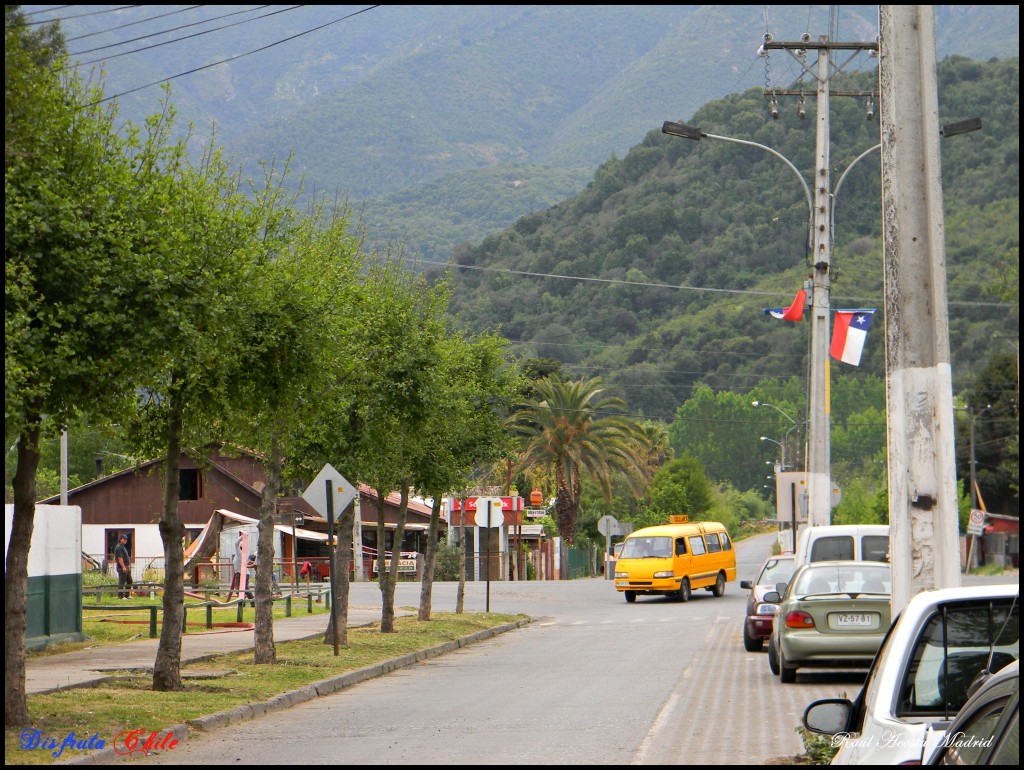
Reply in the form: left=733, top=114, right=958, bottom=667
left=21, top=5, right=139, bottom=25
left=67, top=6, right=262, bottom=48
left=85, top=5, right=380, bottom=107
left=67, top=5, right=304, bottom=66
left=422, top=255, right=1016, bottom=309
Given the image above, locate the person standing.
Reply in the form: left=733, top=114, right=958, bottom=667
left=114, top=534, right=133, bottom=599
left=226, top=531, right=243, bottom=601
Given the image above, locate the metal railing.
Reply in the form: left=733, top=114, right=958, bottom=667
left=81, top=585, right=332, bottom=638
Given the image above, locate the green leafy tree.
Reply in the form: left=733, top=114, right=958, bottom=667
left=668, top=385, right=768, bottom=491
left=5, top=12, right=178, bottom=725
left=123, top=142, right=276, bottom=691
left=414, top=330, right=520, bottom=619
left=225, top=198, right=364, bottom=659
left=644, top=454, right=715, bottom=522
left=509, top=376, right=647, bottom=576
left=327, top=257, right=452, bottom=632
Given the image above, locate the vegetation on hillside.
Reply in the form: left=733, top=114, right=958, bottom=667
left=439, top=57, right=1018, bottom=418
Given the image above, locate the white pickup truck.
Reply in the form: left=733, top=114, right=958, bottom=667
left=802, top=583, right=1020, bottom=764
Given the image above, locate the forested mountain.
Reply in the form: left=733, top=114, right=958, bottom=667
left=437, top=56, right=1019, bottom=422
left=37, top=5, right=1019, bottom=262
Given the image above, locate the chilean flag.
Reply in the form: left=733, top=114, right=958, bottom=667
left=830, top=309, right=876, bottom=366
left=764, top=289, right=806, bottom=321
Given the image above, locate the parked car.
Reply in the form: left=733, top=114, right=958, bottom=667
left=766, top=560, right=892, bottom=683
left=741, top=553, right=795, bottom=652
left=925, top=659, right=1019, bottom=765
left=803, top=583, right=1020, bottom=765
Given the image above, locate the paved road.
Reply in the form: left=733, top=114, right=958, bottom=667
left=142, top=532, right=871, bottom=765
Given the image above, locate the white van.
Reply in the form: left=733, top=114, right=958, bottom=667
left=794, top=524, right=889, bottom=567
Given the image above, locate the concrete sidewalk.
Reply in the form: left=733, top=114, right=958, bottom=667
left=27, top=603, right=392, bottom=695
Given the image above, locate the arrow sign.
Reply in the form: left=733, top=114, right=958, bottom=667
left=302, top=464, right=357, bottom=518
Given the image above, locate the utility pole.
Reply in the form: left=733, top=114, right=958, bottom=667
left=878, top=6, right=961, bottom=613
left=761, top=33, right=878, bottom=526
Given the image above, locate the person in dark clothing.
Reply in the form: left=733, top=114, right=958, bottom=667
left=114, top=534, right=133, bottom=599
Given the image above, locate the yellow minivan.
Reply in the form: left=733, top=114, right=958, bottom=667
left=613, top=521, right=737, bottom=603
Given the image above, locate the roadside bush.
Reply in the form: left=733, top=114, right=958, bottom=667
left=795, top=725, right=839, bottom=764
left=433, top=541, right=462, bottom=581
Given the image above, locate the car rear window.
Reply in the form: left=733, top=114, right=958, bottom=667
left=810, top=535, right=854, bottom=561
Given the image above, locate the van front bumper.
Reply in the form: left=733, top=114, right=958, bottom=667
left=615, top=577, right=680, bottom=593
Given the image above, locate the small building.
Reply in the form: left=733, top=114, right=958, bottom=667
left=40, top=447, right=444, bottom=584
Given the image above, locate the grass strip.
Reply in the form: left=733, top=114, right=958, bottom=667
left=7, top=612, right=522, bottom=765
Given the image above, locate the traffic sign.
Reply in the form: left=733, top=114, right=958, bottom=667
left=967, top=510, right=986, bottom=536
left=302, top=464, right=357, bottom=518
left=597, top=515, right=619, bottom=537
left=473, top=497, right=504, bottom=528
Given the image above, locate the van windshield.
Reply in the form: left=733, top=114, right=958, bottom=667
left=620, top=536, right=672, bottom=559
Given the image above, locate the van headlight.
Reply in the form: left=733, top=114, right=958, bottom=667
left=653, top=571, right=674, bottom=579
left=615, top=572, right=629, bottom=579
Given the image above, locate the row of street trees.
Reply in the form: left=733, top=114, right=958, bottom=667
left=5, top=7, right=526, bottom=725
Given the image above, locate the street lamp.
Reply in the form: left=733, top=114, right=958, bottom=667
left=664, top=115, right=838, bottom=526
left=760, top=436, right=786, bottom=471
left=753, top=401, right=800, bottom=469
left=662, top=121, right=814, bottom=251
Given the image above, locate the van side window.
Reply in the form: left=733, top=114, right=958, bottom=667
left=704, top=533, right=722, bottom=553
left=675, top=538, right=687, bottom=556
left=719, top=532, right=732, bottom=551
left=688, top=535, right=707, bottom=556
left=862, top=535, right=889, bottom=562
left=810, top=535, right=854, bottom=561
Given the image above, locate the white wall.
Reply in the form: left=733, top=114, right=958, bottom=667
left=4, top=504, right=81, bottom=578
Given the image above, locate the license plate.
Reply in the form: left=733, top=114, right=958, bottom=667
left=833, top=613, right=874, bottom=628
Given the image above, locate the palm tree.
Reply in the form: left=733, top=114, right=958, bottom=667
left=509, top=376, right=647, bottom=555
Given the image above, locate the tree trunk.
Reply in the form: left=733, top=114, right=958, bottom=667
left=456, top=505, right=466, bottom=614
left=4, top=405, right=42, bottom=727
left=323, top=496, right=354, bottom=647
left=153, top=389, right=186, bottom=691
left=372, top=491, right=387, bottom=631
left=253, top=433, right=282, bottom=664
left=417, top=492, right=443, bottom=621
left=380, top=484, right=410, bottom=633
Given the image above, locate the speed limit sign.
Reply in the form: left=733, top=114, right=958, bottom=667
left=967, top=510, right=986, bottom=536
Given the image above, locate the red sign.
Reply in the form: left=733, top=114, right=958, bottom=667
left=452, top=496, right=524, bottom=512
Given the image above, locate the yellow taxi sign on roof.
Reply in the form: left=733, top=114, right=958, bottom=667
left=668, top=515, right=689, bottom=524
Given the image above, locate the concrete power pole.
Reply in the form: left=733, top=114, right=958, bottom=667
left=878, top=6, right=961, bottom=614
left=762, top=34, right=878, bottom=527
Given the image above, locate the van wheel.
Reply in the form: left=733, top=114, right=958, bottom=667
left=624, top=591, right=636, bottom=603
left=677, top=578, right=691, bottom=603
left=768, top=636, right=780, bottom=675
left=711, top=572, right=726, bottom=597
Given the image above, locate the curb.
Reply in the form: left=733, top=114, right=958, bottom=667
left=60, top=617, right=531, bottom=765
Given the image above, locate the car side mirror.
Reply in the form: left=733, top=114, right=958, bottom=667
left=740, top=580, right=752, bottom=589
left=803, top=699, right=854, bottom=735
left=762, top=591, right=781, bottom=604
left=776, top=581, right=788, bottom=596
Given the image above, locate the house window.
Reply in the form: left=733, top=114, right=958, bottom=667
left=179, top=468, right=203, bottom=500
